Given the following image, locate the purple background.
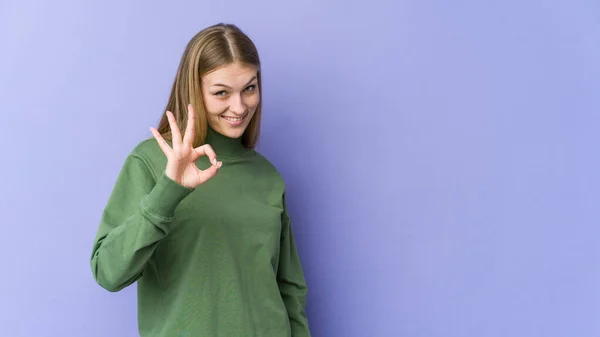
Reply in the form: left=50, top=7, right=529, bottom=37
left=1, top=0, right=599, bottom=336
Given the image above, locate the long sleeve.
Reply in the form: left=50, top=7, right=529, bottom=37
left=277, top=195, right=312, bottom=337
left=90, top=153, right=193, bottom=292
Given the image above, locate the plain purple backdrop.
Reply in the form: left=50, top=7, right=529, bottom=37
left=1, top=0, right=599, bottom=336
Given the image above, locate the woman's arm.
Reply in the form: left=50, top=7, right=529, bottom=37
left=90, top=154, right=193, bottom=292
left=277, top=194, right=312, bottom=336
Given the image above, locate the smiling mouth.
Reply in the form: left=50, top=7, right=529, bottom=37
left=221, top=114, right=247, bottom=126
left=222, top=116, right=244, bottom=122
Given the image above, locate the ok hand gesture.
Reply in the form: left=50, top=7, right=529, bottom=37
left=150, top=104, right=222, bottom=189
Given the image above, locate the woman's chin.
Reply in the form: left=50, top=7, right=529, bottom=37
left=217, top=124, right=247, bottom=139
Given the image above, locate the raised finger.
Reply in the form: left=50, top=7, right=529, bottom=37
left=166, top=111, right=182, bottom=149
left=150, top=127, right=172, bottom=156
left=183, top=104, right=196, bottom=146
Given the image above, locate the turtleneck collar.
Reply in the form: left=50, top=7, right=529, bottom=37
left=204, top=126, right=247, bottom=159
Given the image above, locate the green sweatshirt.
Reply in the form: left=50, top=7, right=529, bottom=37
left=90, top=127, right=311, bottom=337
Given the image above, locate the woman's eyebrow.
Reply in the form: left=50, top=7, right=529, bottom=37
left=212, top=76, right=257, bottom=89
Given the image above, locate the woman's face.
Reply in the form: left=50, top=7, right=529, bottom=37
left=201, top=62, right=260, bottom=139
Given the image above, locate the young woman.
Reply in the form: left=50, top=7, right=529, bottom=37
left=90, top=23, right=311, bottom=337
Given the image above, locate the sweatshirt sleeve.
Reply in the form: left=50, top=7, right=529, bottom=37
left=90, top=153, right=194, bottom=292
left=277, top=195, right=312, bottom=336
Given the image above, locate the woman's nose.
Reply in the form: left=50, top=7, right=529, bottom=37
left=229, top=94, right=246, bottom=115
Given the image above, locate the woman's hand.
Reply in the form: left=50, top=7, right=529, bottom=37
left=150, top=104, right=222, bottom=189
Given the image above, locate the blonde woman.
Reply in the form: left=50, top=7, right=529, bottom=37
left=90, top=23, right=311, bottom=337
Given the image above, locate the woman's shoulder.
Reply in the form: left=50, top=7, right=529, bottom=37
left=246, top=150, right=288, bottom=185
left=247, top=150, right=281, bottom=173
left=125, top=137, right=167, bottom=174
left=130, top=137, right=162, bottom=155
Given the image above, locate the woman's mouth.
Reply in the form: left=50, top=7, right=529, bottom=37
left=221, top=115, right=245, bottom=126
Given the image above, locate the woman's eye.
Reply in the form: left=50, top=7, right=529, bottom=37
left=213, top=86, right=255, bottom=97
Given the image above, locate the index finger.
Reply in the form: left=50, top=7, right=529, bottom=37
left=192, top=144, right=218, bottom=165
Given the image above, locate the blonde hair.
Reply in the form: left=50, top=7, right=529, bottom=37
left=157, top=23, right=262, bottom=148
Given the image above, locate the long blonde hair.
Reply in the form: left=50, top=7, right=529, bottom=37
left=157, top=23, right=262, bottom=148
